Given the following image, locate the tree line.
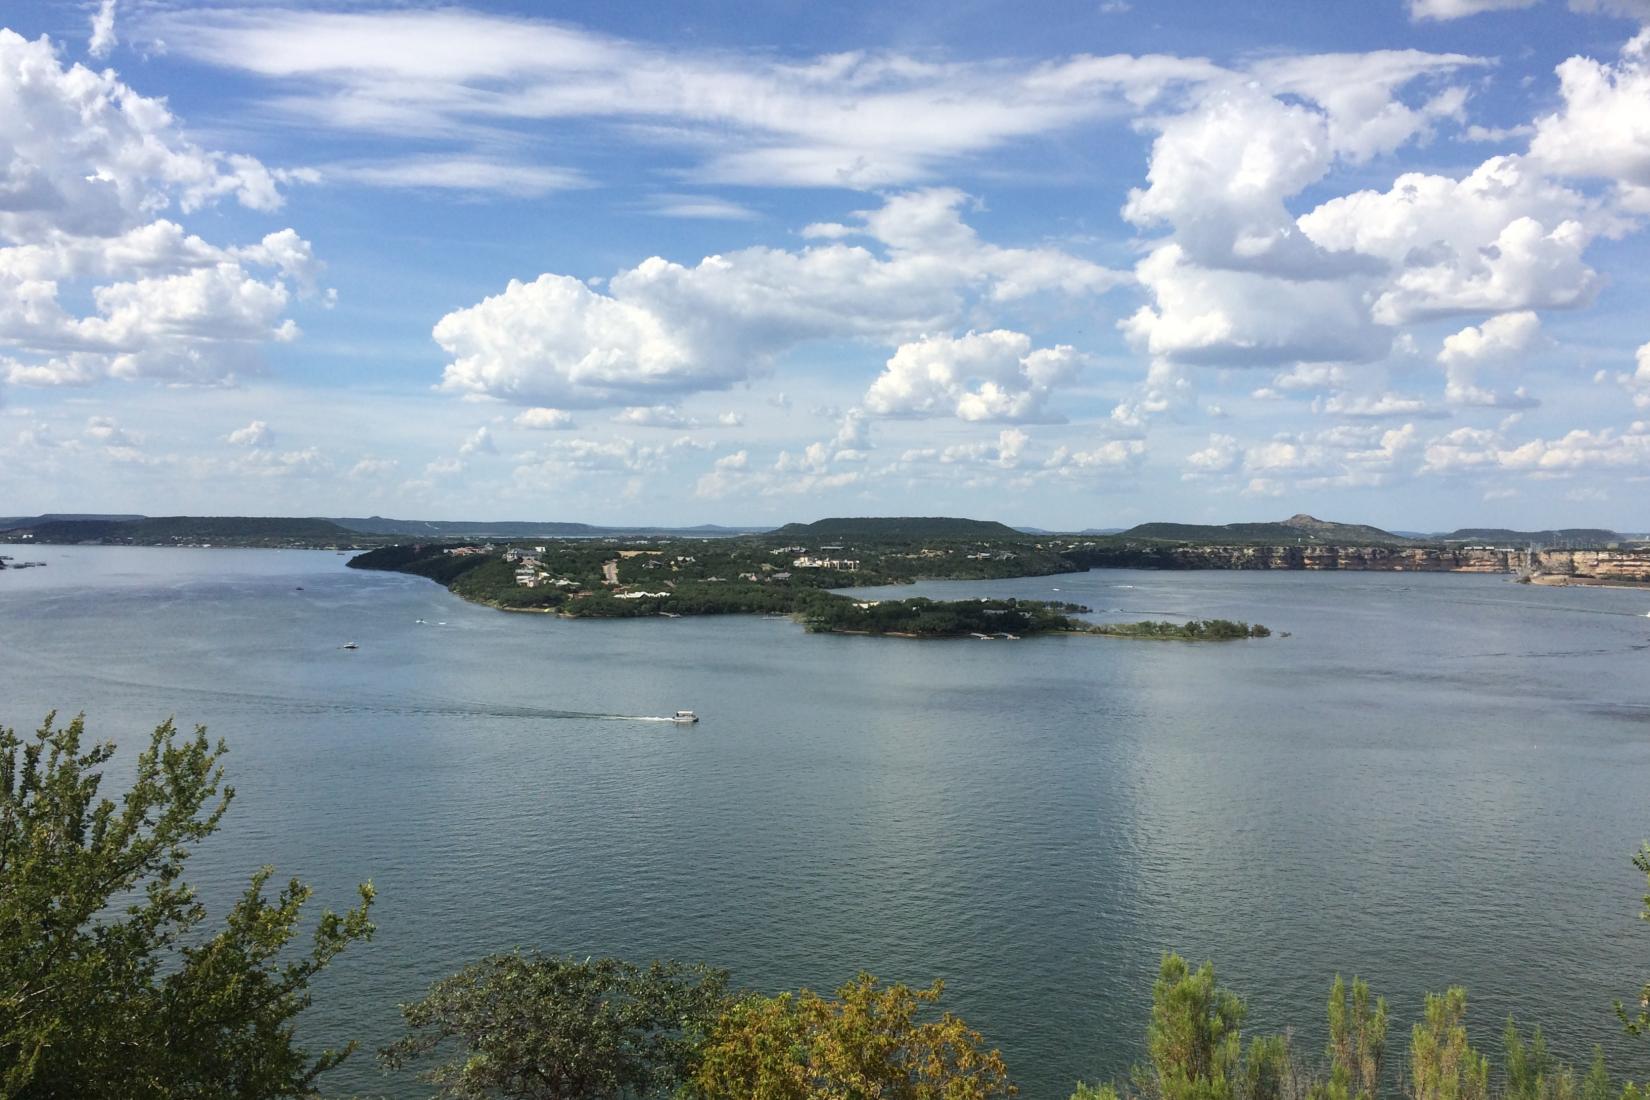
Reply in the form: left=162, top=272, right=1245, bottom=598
left=2, top=714, right=1643, bottom=1098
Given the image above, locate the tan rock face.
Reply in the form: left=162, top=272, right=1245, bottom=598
left=1535, top=549, right=1650, bottom=582
left=1155, top=546, right=1516, bottom=572
left=1134, top=545, right=1650, bottom=580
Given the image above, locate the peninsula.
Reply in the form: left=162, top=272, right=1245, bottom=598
left=344, top=519, right=1284, bottom=639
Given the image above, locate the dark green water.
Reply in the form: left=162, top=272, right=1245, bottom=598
left=3, top=546, right=1648, bottom=1098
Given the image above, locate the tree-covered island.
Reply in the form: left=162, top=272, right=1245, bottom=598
left=348, top=525, right=1270, bottom=641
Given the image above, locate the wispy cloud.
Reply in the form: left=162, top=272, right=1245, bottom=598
left=321, top=156, right=587, bottom=196
left=641, top=194, right=761, bottom=220
left=133, top=6, right=1223, bottom=189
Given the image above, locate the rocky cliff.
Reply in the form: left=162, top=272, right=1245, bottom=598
left=1072, top=544, right=1650, bottom=582
left=1530, top=548, right=1650, bottom=583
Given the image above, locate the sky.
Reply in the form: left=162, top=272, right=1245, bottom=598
left=2, top=0, right=1649, bottom=530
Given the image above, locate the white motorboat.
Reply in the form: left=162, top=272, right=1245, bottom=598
left=341, top=641, right=359, bottom=650
left=671, top=710, right=699, bottom=724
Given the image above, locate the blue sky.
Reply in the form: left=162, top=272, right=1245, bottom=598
left=2, top=0, right=1648, bottom=529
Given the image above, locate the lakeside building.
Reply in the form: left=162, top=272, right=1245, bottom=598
left=793, top=555, right=861, bottom=570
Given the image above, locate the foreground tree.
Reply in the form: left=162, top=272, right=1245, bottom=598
left=691, top=972, right=1017, bottom=1099
left=1410, top=989, right=1488, bottom=1100
left=381, top=952, right=731, bottom=1099
left=1621, top=844, right=1650, bottom=1039
left=1326, top=975, right=1388, bottom=1100
left=0, top=713, right=375, bottom=1099
left=1130, top=954, right=1304, bottom=1100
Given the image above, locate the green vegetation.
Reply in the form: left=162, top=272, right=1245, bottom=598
left=1620, top=842, right=1650, bottom=1039
left=803, top=596, right=1092, bottom=636
left=372, top=899, right=1650, bottom=1100
left=1120, top=514, right=1417, bottom=547
left=0, top=714, right=374, bottom=1099
left=348, top=542, right=1270, bottom=639
left=692, top=973, right=1015, bottom=1100
left=1088, top=619, right=1271, bottom=640
left=1072, top=955, right=1644, bottom=1100
left=382, top=953, right=731, bottom=1100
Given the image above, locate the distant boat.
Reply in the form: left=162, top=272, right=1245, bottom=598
left=671, top=710, right=699, bottom=724
left=415, top=618, right=427, bottom=624
left=340, top=642, right=359, bottom=650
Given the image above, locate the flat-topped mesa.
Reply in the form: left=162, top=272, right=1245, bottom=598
left=769, top=516, right=1022, bottom=541
left=1117, top=515, right=1419, bottom=547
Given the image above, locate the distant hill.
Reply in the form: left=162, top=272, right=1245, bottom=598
left=1438, top=527, right=1621, bottom=547
left=771, top=516, right=1023, bottom=541
left=0, top=513, right=145, bottom=529
left=1, top=516, right=360, bottom=545
left=0, top=514, right=771, bottom=545
left=1120, top=513, right=1418, bottom=547
left=330, top=516, right=767, bottom=538
left=1015, top=526, right=1125, bottom=536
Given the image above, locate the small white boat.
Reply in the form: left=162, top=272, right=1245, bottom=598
left=341, top=641, right=359, bottom=650
left=670, top=710, right=699, bottom=724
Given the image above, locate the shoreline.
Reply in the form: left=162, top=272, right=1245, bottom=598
left=1528, top=575, right=1650, bottom=591
left=360, top=546, right=1645, bottom=642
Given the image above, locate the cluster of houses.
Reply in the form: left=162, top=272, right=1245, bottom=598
left=480, top=539, right=866, bottom=595
left=791, top=554, right=860, bottom=570
left=503, top=546, right=579, bottom=590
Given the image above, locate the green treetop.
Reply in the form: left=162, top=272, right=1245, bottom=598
left=0, top=713, right=374, bottom=1100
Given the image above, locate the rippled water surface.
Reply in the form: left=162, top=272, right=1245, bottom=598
left=4, top=546, right=1649, bottom=1098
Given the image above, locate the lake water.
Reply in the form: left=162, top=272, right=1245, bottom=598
left=3, top=545, right=1649, bottom=1098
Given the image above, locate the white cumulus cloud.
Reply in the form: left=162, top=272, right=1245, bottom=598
left=226, top=420, right=274, bottom=447
left=435, top=190, right=1121, bottom=408
left=862, top=330, right=1079, bottom=423
left=1530, top=31, right=1650, bottom=191
left=513, top=407, right=575, bottom=430
left=1437, top=311, right=1544, bottom=408
left=1298, top=156, right=1600, bottom=323
left=0, top=31, right=319, bottom=387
